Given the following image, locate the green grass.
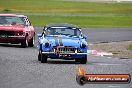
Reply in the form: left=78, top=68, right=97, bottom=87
left=128, top=45, right=132, bottom=50
left=0, top=0, right=132, bottom=27
left=28, top=15, right=132, bottom=27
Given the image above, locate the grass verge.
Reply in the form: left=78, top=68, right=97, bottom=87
left=0, top=0, right=132, bottom=27
left=28, top=15, right=132, bottom=27
left=128, top=45, right=132, bottom=50
left=90, top=41, right=132, bottom=58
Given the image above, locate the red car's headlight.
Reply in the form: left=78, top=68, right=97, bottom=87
left=18, top=31, right=23, bottom=36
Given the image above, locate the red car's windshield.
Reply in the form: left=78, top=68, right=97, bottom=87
left=0, top=16, right=26, bottom=26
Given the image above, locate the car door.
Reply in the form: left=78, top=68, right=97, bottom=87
left=27, top=18, right=35, bottom=38
left=24, top=17, right=35, bottom=40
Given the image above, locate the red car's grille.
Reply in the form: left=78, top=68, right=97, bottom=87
left=0, top=30, right=15, bottom=36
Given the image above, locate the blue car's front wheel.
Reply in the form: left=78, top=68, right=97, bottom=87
left=38, top=52, right=48, bottom=63
left=75, top=55, right=87, bottom=64
left=41, top=54, right=47, bottom=63
left=38, top=52, right=41, bottom=61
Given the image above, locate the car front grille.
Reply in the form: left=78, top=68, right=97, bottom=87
left=0, top=30, right=15, bottom=36
left=57, top=47, right=78, bottom=54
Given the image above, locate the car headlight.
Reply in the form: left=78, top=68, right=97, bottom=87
left=45, top=42, right=50, bottom=48
left=18, top=31, right=23, bottom=36
left=81, top=43, right=86, bottom=48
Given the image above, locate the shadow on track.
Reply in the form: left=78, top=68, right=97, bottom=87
left=0, top=43, right=21, bottom=48
left=47, top=60, right=79, bottom=64
left=0, top=43, right=37, bottom=48
left=33, top=59, right=81, bottom=64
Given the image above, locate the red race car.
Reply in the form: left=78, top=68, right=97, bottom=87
left=0, top=14, right=35, bottom=47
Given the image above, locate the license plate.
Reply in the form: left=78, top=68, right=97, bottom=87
left=0, top=35, right=8, bottom=38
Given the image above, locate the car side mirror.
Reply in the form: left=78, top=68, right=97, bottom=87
left=83, top=35, right=87, bottom=39
left=37, top=34, right=42, bottom=37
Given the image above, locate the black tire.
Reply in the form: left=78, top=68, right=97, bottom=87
left=80, top=55, right=87, bottom=64
left=75, top=55, right=87, bottom=64
left=41, top=54, right=47, bottom=63
left=75, top=59, right=80, bottom=63
left=21, top=37, right=28, bottom=48
left=28, top=37, right=35, bottom=47
left=38, top=52, right=41, bottom=61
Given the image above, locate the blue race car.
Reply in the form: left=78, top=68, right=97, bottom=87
left=37, top=23, right=88, bottom=64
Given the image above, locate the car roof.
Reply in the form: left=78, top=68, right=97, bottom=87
left=0, top=14, right=27, bottom=17
left=45, top=23, right=80, bottom=29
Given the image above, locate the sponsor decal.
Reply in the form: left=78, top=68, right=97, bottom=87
left=76, top=67, right=131, bottom=85
left=59, top=37, right=63, bottom=46
left=54, top=37, right=59, bottom=46
left=54, top=37, right=63, bottom=46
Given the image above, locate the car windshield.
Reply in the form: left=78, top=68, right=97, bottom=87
left=0, top=16, right=26, bottom=26
left=45, top=27, right=81, bottom=37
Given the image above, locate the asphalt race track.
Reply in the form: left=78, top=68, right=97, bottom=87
left=82, top=28, right=132, bottom=43
left=36, top=27, right=132, bottom=43
left=0, top=28, right=132, bottom=88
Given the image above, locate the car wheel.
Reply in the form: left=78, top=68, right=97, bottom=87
left=38, top=52, right=41, bottom=61
left=80, top=55, right=87, bottom=64
left=75, top=55, right=87, bottom=64
left=41, top=54, right=47, bottom=63
left=21, top=37, right=28, bottom=48
left=75, top=59, right=80, bottom=63
left=28, top=37, right=35, bottom=47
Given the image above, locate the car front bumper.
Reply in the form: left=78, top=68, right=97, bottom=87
left=42, top=52, right=87, bottom=55
left=0, top=36, right=25, bottom=43
left=41, top=52, right=87, bottom=59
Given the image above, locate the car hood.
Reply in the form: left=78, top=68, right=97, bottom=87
left=0, top=25, right=25, bottom=31
left=45, top=36, right=81, bottom=48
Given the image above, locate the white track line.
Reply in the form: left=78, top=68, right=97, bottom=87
left=96, top=63, right=122, bottom=66
left=108, top=85, right=120, bottom=88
